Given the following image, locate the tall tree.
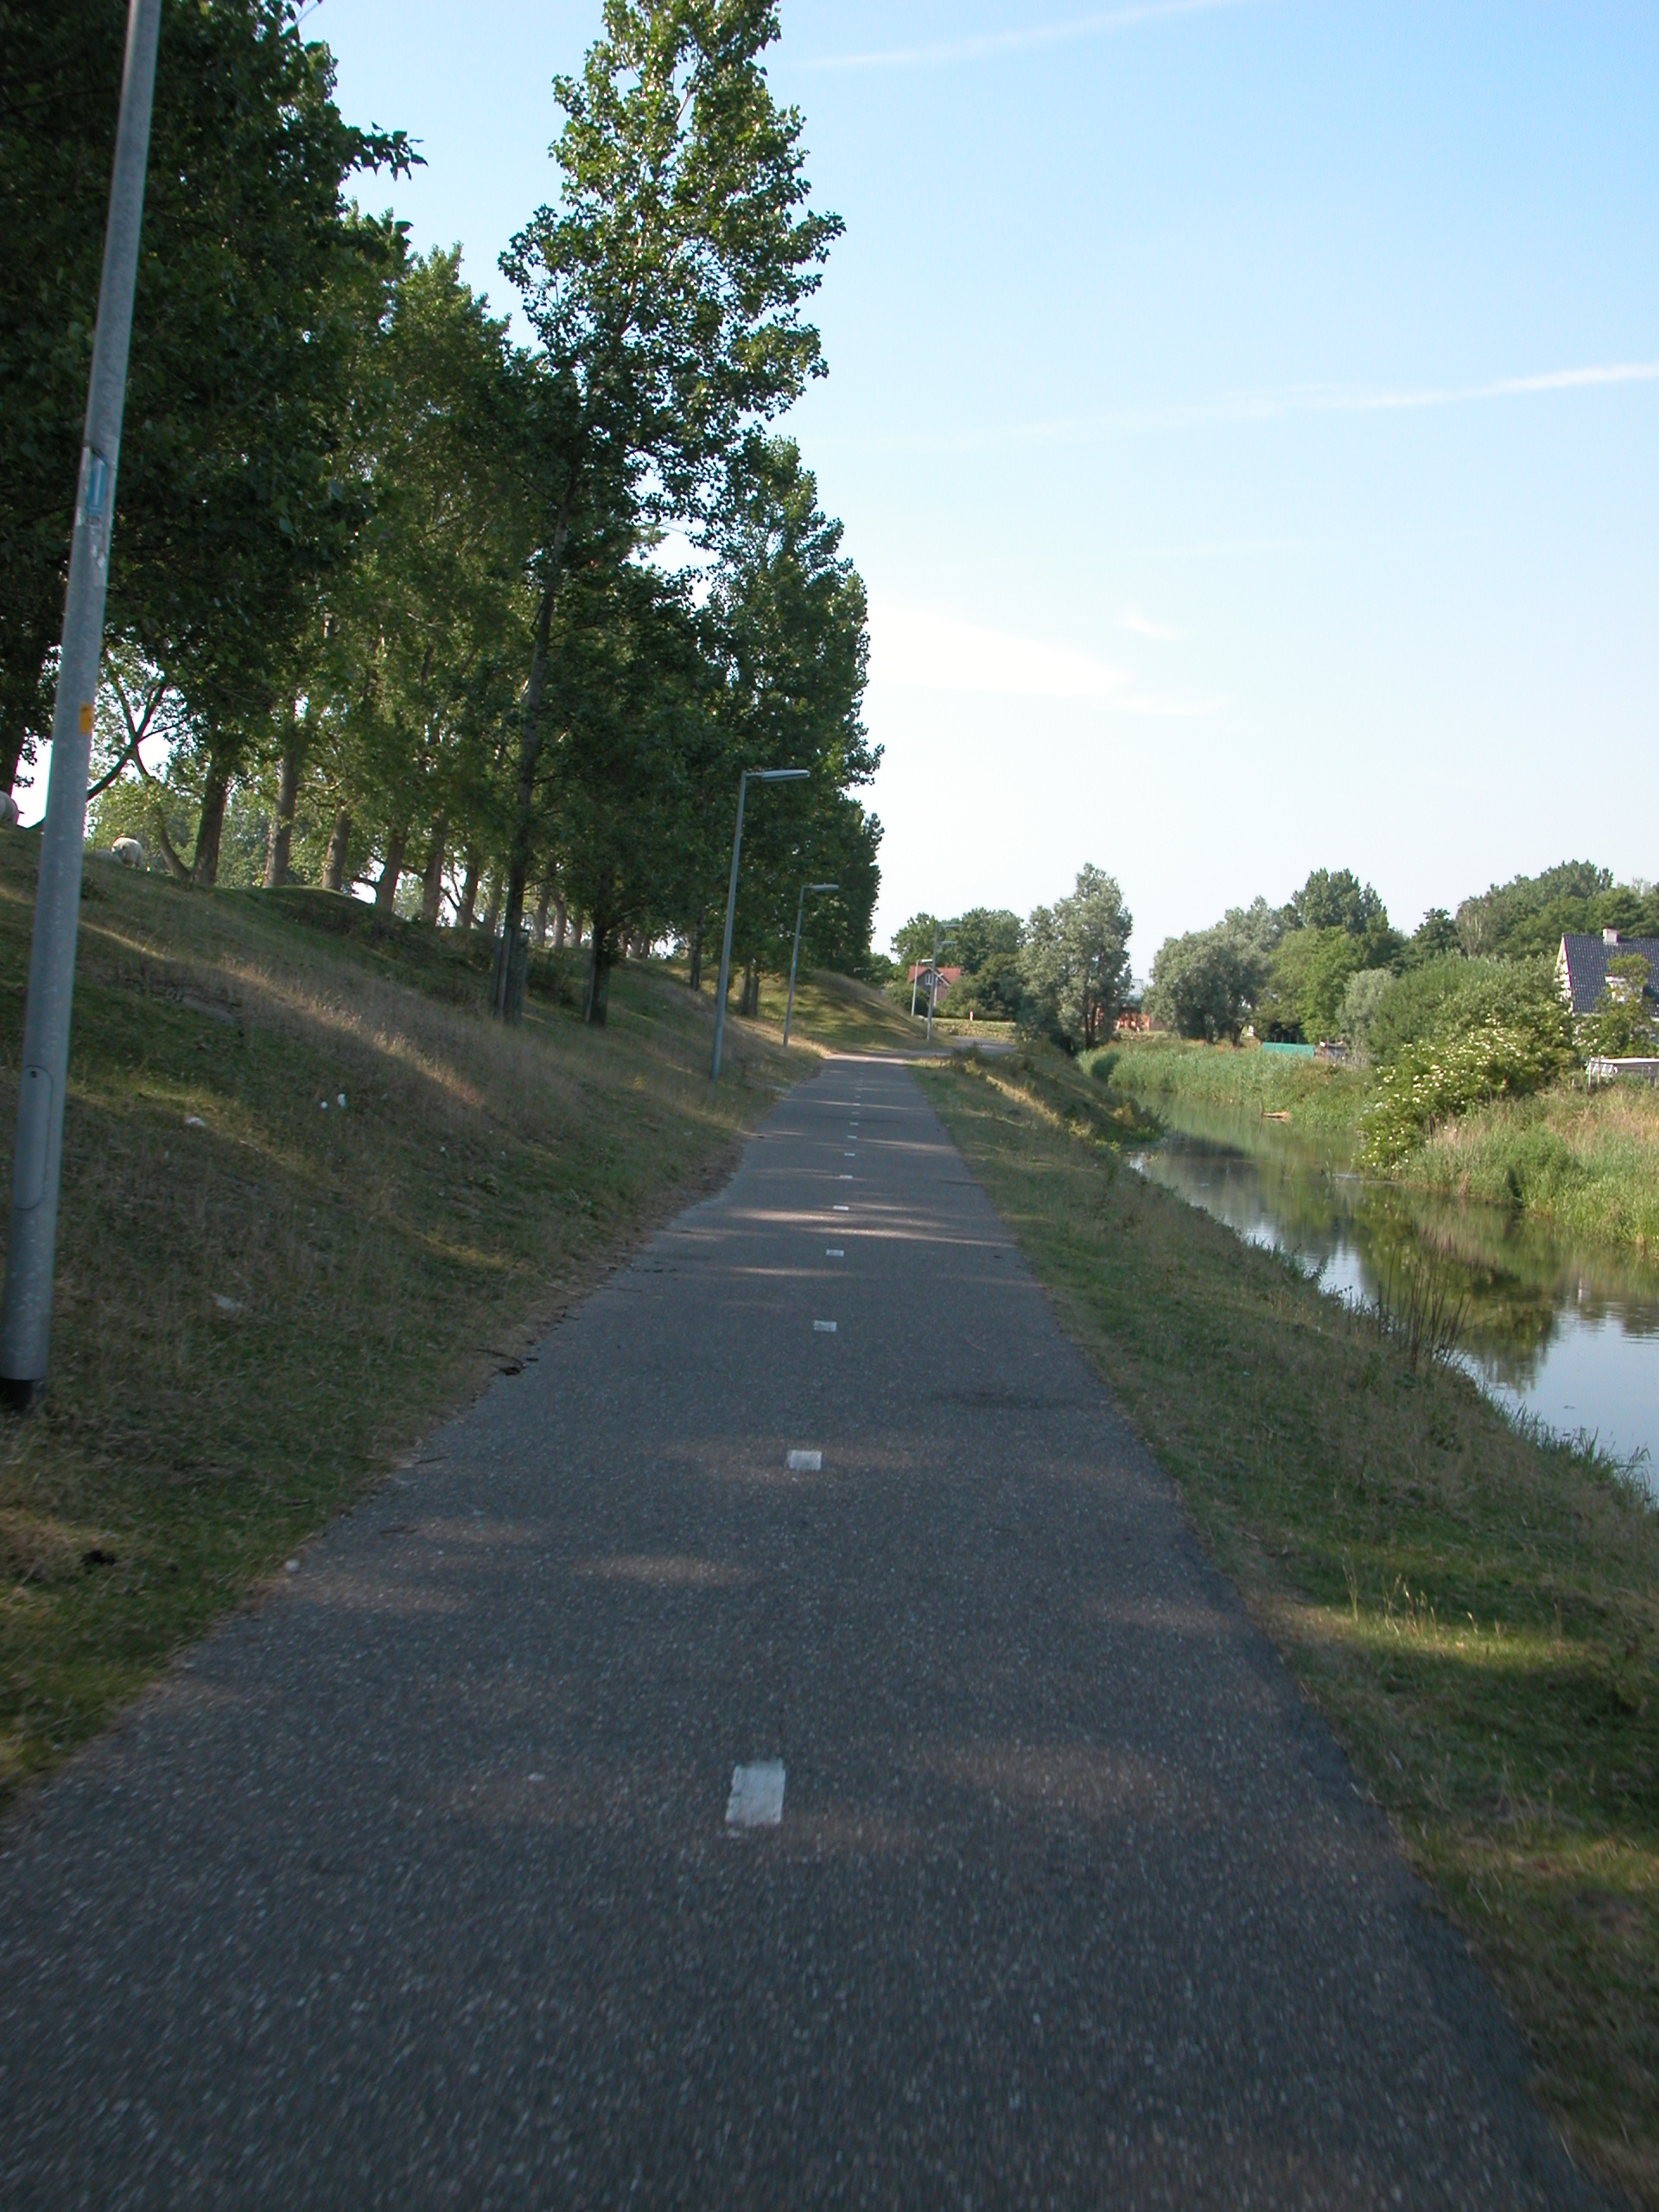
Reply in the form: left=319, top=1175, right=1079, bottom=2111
left=491, top=0, right=841, bottom=1016
left=1020, top=866, right=1133, bottom=1052
left=319, top=249, right=533, bottom=904
left=0, top=0, right=412, bottom=808
left=704, top=438, right=877, bottom=982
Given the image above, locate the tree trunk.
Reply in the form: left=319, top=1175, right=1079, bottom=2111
left=493, top=548, right=563, bottom=1018
left=0, top=605, right=55, bottom=798
left=482, top=875, right=501, bottom=938
left=420, top=818, right=447, bottom=927
left=532, top=881, right=550, bottom=947
left=374, top=828, right=407, bottom=912
left=455, top=851, right=480, bottom=930
left=688, top=920, right=702, bottom=992
left=321, top=808, right=352, bottom=893
left=569, top=909, right=583, bottom=951
left=191, top=765, right=231, bottom=887
left=582, top=877, right=615, bottom=1027
left=552, top=894, right=568, bottom=952
left=262, top=722, right=303, bottom=889
left=738, top=958, right=758, bottom=1019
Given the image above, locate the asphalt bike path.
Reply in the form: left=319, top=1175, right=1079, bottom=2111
left=0, top=1057, right=1599, bottom=2208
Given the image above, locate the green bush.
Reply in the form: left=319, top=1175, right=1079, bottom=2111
left=1362, top=994, right=1578, bottom=1166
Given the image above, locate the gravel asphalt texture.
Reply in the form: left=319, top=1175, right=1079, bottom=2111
left=0, top=1056, right=1604, bottom=2209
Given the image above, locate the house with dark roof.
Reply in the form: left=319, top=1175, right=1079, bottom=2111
left=1556, top=929, right=1659, bottom=1015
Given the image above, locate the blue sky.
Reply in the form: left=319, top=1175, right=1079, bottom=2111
left=315, top=0, right=1658, bottom=969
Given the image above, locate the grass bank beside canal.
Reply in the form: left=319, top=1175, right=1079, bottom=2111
left=1410, top=1083, right=1659, bottom=1257
left=921, top=1045, right=1659, bottom=2209
left=1099, top=1033, right=1659, bottom=1257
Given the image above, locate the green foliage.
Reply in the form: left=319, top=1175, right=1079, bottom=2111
left=954, top=906, right=1024, bottom=972
left=0, top=0, right=415, bottom=793
left=1338, top=967, right=1395, bottom=1054
left=1287, top=865, right=1389, bottom=936
left=488, top=0, right=846, bottom=975
left=1146, top=898, right=1280, bottom=1040
left=1454, top=861, right=1659, bottom=961
left=705, top=438, right=879, bottom=977
left=940, top=950, right=1023, bottom=1022
left=503, top=0, right=841, bottom=529
left=1019, top=865, right=1133, bottom=1051
left=1402, top=906, right=1460, bottom=965
left=1362, top=983, right=1579, bottom=1167
left=890, top=912, right=944, bottom=975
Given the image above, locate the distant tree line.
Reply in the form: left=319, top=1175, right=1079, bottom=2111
left=890, top=865, right=1133, bottom=1052
left=3, top=0, right=880, bottom=1022
left=1144, top=861, right=1659, bottom=1052
left=1137, top=860, right=1658, bottom=1163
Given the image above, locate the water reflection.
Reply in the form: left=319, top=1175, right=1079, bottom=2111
left=1128, top=1098, right=1659, bottom=1491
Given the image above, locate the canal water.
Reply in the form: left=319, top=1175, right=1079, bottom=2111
left=1128, top=1098, right=1659, bottom=1494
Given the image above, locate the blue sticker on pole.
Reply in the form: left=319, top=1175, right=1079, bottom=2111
left=78, top=451, right=110, bottom=527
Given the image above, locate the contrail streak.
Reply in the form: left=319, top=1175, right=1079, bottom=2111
left=802, top=0, right=1262, bottom=73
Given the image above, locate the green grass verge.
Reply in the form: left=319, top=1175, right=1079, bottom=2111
left=1404, top=1083, right=1659, bottom=1257
left=920, top=1046, right=1659, bottom=2209
left=0, top=839, right=800, bottom=1805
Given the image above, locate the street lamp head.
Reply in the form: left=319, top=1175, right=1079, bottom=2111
left=753, top=767, right=809, bottom=782
left=809, top=880, right=838, bottom=893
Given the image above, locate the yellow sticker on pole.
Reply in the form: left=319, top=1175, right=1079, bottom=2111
left=79, top=702, right=93, bottom=735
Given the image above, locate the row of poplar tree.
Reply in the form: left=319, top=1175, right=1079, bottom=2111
left=2, top=0, right=880, bottom=1022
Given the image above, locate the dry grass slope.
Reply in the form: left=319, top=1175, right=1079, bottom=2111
left=0, top=838, right=803, bottom=1802
left=922, top=1046, right=1659, bottom=2209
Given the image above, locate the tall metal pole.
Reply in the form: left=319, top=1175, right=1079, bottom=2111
left=1, top=0, right=163, bottom=1409
left=783, top=881, right=836, bottom=1048
left=924, top=923, right=955, bottom=1047
left=709, top=766, right=808, bottom=1080
left=709, top=772, right=749, bottom=1081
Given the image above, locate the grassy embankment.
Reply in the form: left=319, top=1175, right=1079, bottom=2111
left=1101, top=1033, right=1659, bottom=1255
left=0, top=841, right=911, bottom=1805
left=1411, top=1085, right=1659, bottom=1256
left=922, top=1045, right=1658, bottom=2208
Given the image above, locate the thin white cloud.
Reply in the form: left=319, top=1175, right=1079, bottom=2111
left=868, top=603, right=1217, bottom=715
left=804, top=0, right=1260, bottom=71
left=837, top=360, right=1659, bottom=454
left=1119, top=607, right=1181, bottom=641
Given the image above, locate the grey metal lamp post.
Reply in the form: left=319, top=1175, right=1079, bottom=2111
left=782, top=881, right=837, bottom=1046
left=709, top=768, right=808, bottom=1079
left=925, top=923, right=955, bottom=1046
left=1, top=0, right=163, bottom=1409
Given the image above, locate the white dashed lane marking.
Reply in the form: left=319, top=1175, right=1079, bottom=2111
left=786, top=1449, right=822, bottom=1471
left=833, top=1204, right=850, bottom=1211
left=826, top=1248, right=844, bottom=1256
left=726, top=1762, right=785, bottom=1830
left=814, top=1320, right=837, bottom=1333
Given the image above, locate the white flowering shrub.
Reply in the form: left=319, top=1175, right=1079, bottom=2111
left=1361, top=996, right=1578, bottom=1167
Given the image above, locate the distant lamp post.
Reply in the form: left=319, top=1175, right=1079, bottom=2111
left=782, top=881, right=838, bottom=1046
left=925, top=921, right=955, bottom=1046
left=710, top=767, right=809, bottom=1080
